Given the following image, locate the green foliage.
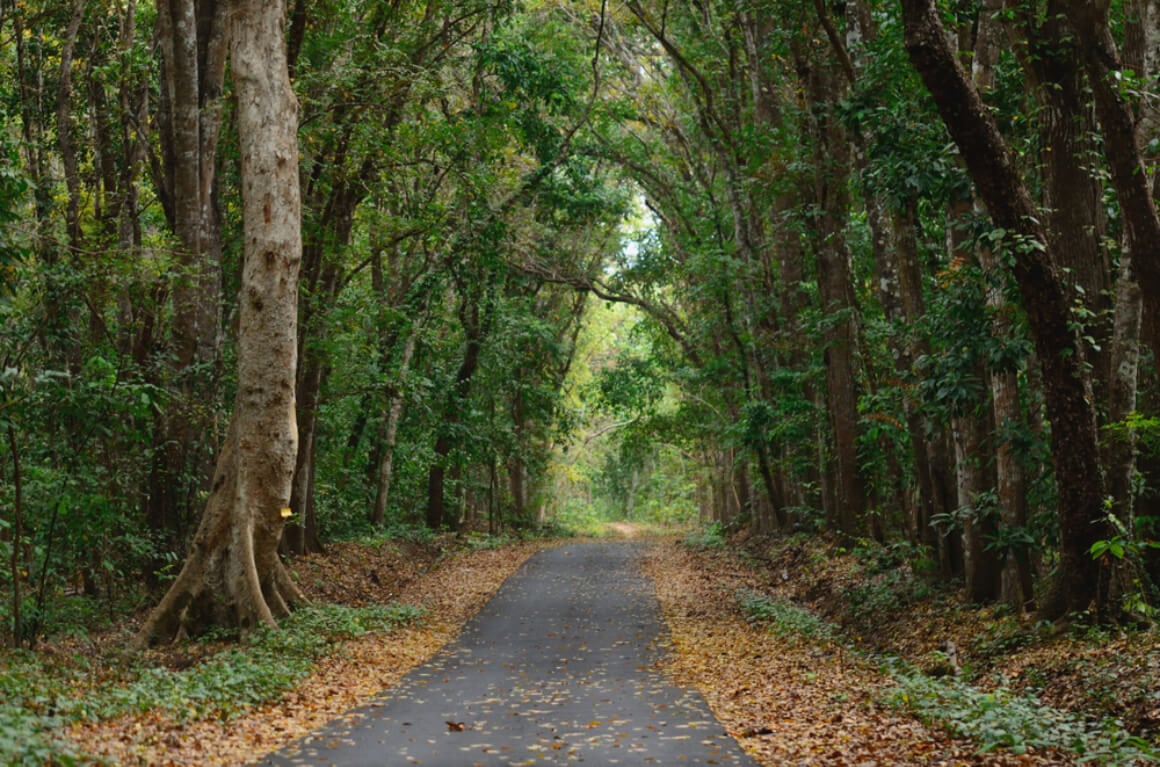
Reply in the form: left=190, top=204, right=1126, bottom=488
left=551, top=500, right=609, bottom=537
left=969, top=617, right=1034, bottom=659
left=361, top=522, right=437, bottom=548
left=886, top=667, right=1158, bottom=763
left=463, top=531, right=517, bottom=550
left=684, top=521, right=727, bottom=550
left=99, top=603, right=423, bottom=721
left=1104, top=411, right=1160, bottom=458
left=736, top=590, right=835, bottom=642
left=0, top=653, right=82, bottom=765
left=1089, top=509, right=1160, bottom=620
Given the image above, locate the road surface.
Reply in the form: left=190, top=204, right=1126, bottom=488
left=257, top=541, right=757, bottom=766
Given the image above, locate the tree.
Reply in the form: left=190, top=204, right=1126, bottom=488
left=136, top=0, right=304, bottom=642
left=900, top=0, right=1110, bottom=620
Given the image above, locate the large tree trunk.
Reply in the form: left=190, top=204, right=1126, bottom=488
left=136, top=0, right=304, bottom=643
left=902, top=0, right=1110, bottom=621
left=1064, top=1, right=1160, bottom=360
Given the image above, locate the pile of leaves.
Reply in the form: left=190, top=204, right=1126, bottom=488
left=0, top=533, right=553, bottom=765
left=643, top=533, right=1159, bottom=765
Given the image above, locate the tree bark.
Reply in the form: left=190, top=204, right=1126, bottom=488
left=57, top=0, right=85, bottom=252
left=952, top=408, right=1000, bottom=602
left=972, top=3, right=1031, bottom=612
left=427, top=290, right=490, bottom=529
left=136, top=0, right=304, bottom=643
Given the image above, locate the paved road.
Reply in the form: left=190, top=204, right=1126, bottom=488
left=257, top=541, right=757, bottom=766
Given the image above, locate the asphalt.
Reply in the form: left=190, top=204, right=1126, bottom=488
left=256, top=541, right=758, bottom=766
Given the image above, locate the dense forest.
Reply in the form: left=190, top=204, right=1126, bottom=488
left=2, top=0, right=1160, bottom=686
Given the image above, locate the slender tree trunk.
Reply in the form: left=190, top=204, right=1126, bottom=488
left=971, top=6, right=1031, bottom=611
left=427, top=297, right=488, bottom=529
left=372, top=329, right=418, bottom=525
left=57, top=0, right=84, bottom=252
left=805, top=49, right=865, bottom=538
left=136, top=0, right=304, bottom=643
left=952, top=409, right=999, bottom=602
left=6, top=426, right=23, bottom=648
left=283, top=350, right=326, bottom=555
left=148, top=0, right=228, bottom=557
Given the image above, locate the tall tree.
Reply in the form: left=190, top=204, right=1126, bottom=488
left=900, top=0, right=1110, bottom=620
left=136, top=0, right=304, bottom=642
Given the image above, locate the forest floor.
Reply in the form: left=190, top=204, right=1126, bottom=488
left=646, top=532, right=1159, bottom=765
left=59, top=534, right=558, bottom=765
left=6, top=526, right=1158, bottom=765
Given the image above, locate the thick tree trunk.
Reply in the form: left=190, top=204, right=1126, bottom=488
left=136, top=0, right=304, bottom=643
left=902, top=0, right=1109, bottom=620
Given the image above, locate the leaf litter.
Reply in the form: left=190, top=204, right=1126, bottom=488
left=640, top=539, right=1078, bottom=766
left=37, top=529, right=1160, bottom=765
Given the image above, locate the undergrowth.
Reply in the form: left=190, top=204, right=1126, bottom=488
left=736, top=589, right=834, bottom=642
left=734, top=584, right=1158, bottom=763
left=684, top=521, right=727, bottom=549
left=0, top=602, right=423, bottom=764
left=886, top=665, right=1159, bottom=765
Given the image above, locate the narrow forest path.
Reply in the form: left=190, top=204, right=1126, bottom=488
left=256, top=541, right=756, bottom=766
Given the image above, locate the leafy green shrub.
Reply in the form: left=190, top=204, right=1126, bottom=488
left=684, top=521, right=726, bottom=549
left=971, top=618, right=1034, bottom=660
left=464, top=532, right=515, bottom=550
left=886, top=667, right=1158, bottom=763
left=0, top=704, right=79, bottom=766
left=360, top=522, right=436, bottom=548
left=841, top=569, right=932, bottom=626
left=736, top=590, right=834, bottom=642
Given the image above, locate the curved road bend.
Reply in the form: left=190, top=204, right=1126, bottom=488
left=257, top=541, right=757, bottom=766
